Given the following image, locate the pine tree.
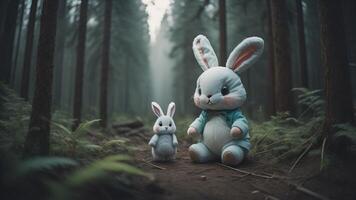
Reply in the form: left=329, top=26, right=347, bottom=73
left=270, top=0, right=293, bottom=112
left=20, top=0, right=39, bottom=100
left=24, top=0, right=59, bottom=157
left=72, top=0, right=88, bottom=130
left=319, top=0, right=354, bottom=138
left=0, top=0, right=20, bottom=84
left=99, top=0, right=113, bottom=128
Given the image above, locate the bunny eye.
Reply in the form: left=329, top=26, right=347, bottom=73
left=169, top=122, right=172, bottom=127
left=221, top=86, right=229, bottom=96
left=198, top=87, right=202, bottom=95
left=159, top=121, right=162, bottom=126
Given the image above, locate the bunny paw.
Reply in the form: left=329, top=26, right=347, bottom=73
left=230, top=127, right=242, bottom=139
left=187, top=127, right=198, bottom=136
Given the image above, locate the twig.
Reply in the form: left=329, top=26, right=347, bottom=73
left=254, top=148, right=275, bottom=156
left=320, top=137, right=327, bottom=171
left=290, top=183, right=330, bottom=200
left=289, top=141, right=314, bottom=173
left=260, top=171, right=296, bottom=180
left=251, top=184, right=281, bottom=200
left=273, top=131, right=318, bottom=161
left=217, top=163, right=274, bottom=179
left=140, top=159, right=166, bottom=170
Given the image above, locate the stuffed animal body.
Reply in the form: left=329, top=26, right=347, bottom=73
left=203, top=114, right=231, bottom=155
left=149, top=102, right=178, bottom=162
left=187, top=35, right=264, bottom=166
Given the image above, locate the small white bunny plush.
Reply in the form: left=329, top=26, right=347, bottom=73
left=149, top=102, right=178, bottom=162
left=187, top=35, right=264, bottom=166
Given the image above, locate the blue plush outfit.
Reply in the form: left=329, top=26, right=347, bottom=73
left=189, top=108, right=250, bottom=157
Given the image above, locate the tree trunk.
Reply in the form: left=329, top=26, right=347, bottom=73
left=72, top=0, right=88, bottom=130
left=24, top=0, right=59, bottom=157
left=0, top=0, right=20, bottom=84
left=53, top=0, right=68, bottom=110
left=296, top=0, right=308, bottom=88
left=219, top=0, right=227, bottom=65
left=11, top=0, right=26, bottom=87
left=124, top=57, right=130, bottom=113
left=270, top=0, right=293, bottom=113
left=100, top=0, right=113, bottom=128
left=20, top=0, right=39, bottom=100
left=265, top=0, right=276, bottom=116
left=319, top=0, right=354, bottom=138
left=0, top=0, right=10, bottom=37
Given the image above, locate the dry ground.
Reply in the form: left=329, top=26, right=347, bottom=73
left=129, top=136, right=353, bottom=200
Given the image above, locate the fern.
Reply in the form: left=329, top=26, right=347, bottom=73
left=0, top=83, right=31, bottom=153
left=66, top=155, right=151, bottom=187
left=51, top=119, right=101, bottom=157
left=292, top=88, right=325, bottom=118
left=250, top=88, right=326, bottom=162
left=16, top=157, right=78, bottom=177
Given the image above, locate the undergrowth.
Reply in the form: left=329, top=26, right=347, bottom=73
left=250, top=88, right=325, bottom=162
left=0, top=84, right=153, bottom=200
left=0, top=153, right=152, bottom=200
left=0, top=84, right=31, bottom=154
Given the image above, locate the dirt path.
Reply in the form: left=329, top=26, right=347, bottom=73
left=133, top=140, right=317, bottom=200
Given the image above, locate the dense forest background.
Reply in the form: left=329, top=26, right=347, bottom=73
left=1, top=0, right=355, bottom=123
left=0, top=0, right=356, bottom=199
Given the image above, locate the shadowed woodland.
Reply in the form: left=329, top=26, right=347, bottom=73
left=0, top=0, right=356, bottom=199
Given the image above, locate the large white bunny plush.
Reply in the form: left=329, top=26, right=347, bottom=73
left=149, top=102, right=178, bottom=162
left=187, top=35, right=264, bottom=166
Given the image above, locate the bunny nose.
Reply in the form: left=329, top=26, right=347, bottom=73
left=165, top=127, right=168, bottom=130
left=207, top=94, right=212, bottom=98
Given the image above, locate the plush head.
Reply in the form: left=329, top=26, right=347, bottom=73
left=192, top=35, right=264, bottom=110
left=151, top=102, right=176, bottom=134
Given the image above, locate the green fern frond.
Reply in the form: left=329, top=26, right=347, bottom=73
left=51, top=121, right=72, bottom=135
left=73, top=119, right=101, bottom=138
left=66, top=155, right=150, bottom=187
left=17, top=157, right=78, bottom=176
left=103, top=139, right=127, bottom=147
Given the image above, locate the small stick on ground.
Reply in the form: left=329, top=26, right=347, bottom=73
left=141, top=159, right=166, bottom=170
left=289, top=141, right=314, bottom=173
left=289, top=183, right=330, bottom=200
left=217, top=163, right=274, bottom=179
left=320, top=137, right=327, bottom=171
left=251, top=184, right=281, bottom=200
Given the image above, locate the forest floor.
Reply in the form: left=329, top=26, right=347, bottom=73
left=127, top=132, right=355, bottom=200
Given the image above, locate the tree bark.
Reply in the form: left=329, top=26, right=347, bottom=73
left=296, top=0, right=308, bottom=88
left=20, top=0, right=39, bottom=100
left=100, top=0, right=113, bottom=128
left=11, top=0, right=26, bottom=87
left=219, top=0, right=227, bottom=65
left=0, top=0, right=10, bottom=37
left=24, top=0, right=59, bottom=157
left=319, top=0, right=354, bottom=138
left=72, top=0, right=88, bottom=130
left=0, top=0, right=20, bottom=84
left=270, top=0, right=293, bottom=113
left=265, top=0, right=276, bottom=116
left=53, top=0, right=68, bottom=109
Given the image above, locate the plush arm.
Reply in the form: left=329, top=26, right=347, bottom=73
left=189, top=111, right=207, bottom=134
left=148, top=134, right=159, bottom=147
left=231, top=113, right=249, bottom=139
left=173, top=134, right=178, bottom=147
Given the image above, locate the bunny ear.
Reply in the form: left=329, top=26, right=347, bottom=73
left=151, top=102, right=164, bottom=117
left=226, top=37, right=264, bottom=74
left=192, top=34, right=219, bottom=71
left=166, top=102, right=176, bottom=117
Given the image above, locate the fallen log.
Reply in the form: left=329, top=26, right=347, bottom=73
left=114, top=127, right=132, bottom=135
left=112, top=120, right=144, bottom=129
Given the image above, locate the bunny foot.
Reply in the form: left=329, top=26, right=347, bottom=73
left=221, top=145, right=245, bottom=166
left=189, top=143, right=216, bottom=163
